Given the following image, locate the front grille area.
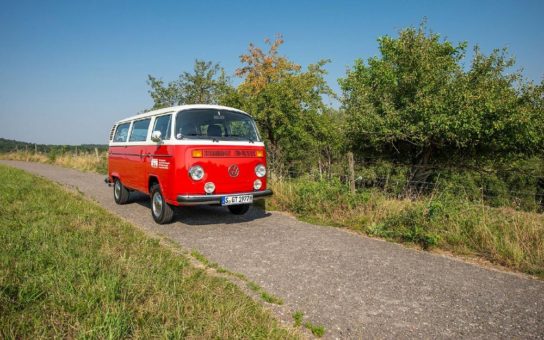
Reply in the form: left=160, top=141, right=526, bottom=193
left=203, top=149, right=257, bottom=157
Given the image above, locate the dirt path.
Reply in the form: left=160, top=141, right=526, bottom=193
left=2, top=160, right=543, bottom=339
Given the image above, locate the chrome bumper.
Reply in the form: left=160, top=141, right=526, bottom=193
left=176, top=189, right=273, bottom=206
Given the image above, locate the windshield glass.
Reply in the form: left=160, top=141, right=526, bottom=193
left=175, top=109, right=261, bottom=142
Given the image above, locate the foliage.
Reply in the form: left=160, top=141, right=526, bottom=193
left=229, top=36, right=344, bottom=174
left=0, top=166, right=296, bottom=339
left=147, top=59, right=233, bottom=109
left=0, top=138, right=107, bottom=154
left=339, top=23, right=544, bottom=184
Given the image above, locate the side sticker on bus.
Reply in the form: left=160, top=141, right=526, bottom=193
left=151, top=158, right=170, bottom=170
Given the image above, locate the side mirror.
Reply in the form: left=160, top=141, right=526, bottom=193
left=151, top=130, right=162, bottom=143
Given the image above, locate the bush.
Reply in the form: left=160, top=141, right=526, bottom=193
left=369, top=202, right=441, bottom=249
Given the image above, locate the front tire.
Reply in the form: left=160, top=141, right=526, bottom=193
left=113, top=178, right=129, bottom=204
left=150, top=184, right=174, bottom=224
left=228, top=204, right=250, bottom=215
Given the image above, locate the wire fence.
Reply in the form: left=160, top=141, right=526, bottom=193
left=269, top=155, right=544, bottom=213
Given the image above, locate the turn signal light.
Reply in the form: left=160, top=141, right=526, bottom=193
left=256, top=150, right=264, bottom=157
left=192, top=150, right=203, bottom=158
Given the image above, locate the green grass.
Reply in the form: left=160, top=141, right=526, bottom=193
left=304, top=321, right=325, bottom=337
left=246, top=282, right=284, bottom=305
left=292, top=311, right=304, bottom=327
left=269, top=177, right=544, bottom=278
left=259, top=291, right=284, bottom=305
left=0, top=165, right=297, bottom=339
left=291, top=310, right=324, bottom=337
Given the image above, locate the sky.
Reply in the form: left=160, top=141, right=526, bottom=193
left=1, top=0, right=543, bottom=145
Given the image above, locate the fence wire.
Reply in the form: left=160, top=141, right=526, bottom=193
left=270, top=160, right=544, bottom=213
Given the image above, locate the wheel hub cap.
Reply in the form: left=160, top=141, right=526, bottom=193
left=152, top=192, right=163, bottom=217
left=114, top=181, right=120, bottom=199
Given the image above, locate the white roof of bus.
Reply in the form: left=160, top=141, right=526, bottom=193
left=115, top=104, right=250, bottom=124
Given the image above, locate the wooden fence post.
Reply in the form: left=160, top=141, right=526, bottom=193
left=94, top=147, right=99, bottom=161
left=347, top=152, right=355, bottom=194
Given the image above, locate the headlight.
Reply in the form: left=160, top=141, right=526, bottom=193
left=253, top=179, right=262, bottom=190
left=204, top=182, right=215, bottom=194
left=255, top=164, right=266, bottom=178
left=189, top=165, right=204, bottom=181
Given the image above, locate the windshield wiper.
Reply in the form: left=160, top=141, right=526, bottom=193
left=227, top=134, right=255, bottom=143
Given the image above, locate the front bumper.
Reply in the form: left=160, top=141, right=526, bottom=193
left=177, top=189, right=273, bottom=206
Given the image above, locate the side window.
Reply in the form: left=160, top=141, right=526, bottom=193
left=113, top=122, right=131, bottom=143
left=109, top=125, right=117, bottom=141
left=153, top=114, right=172, bottom=140
left=129, top=119, right=151, bottom=142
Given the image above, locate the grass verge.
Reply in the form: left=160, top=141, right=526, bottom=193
left=0, top=165, right=296, bottom=339
left=269, top=177, right=544, bottom=278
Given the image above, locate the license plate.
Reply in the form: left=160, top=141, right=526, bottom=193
left=221, top=194, right=253, bottom=206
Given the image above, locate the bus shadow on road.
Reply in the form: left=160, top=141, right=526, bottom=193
left=129, top=192, right=271, bottom=226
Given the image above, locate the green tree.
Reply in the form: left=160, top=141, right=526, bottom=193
left=340, top=23, right=544, bottom=184
left=147, top=60, right=233, bottom=109
left=233, top=36, right=341, bottom=175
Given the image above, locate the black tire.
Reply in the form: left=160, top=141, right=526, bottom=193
left=228, top=204, right=250, bottom=215
left=113, top=178, right=129, bottom=204
left=150, top=184, right=174, bottom=224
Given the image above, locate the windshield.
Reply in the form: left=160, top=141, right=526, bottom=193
left=175, top=109, right=261, bottom=142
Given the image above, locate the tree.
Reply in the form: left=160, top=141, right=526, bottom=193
left=147, top=60, right=233, bottom=109
left=340, top=23, right=544, bottom=185
left=233, top=36, right=340, bottom=174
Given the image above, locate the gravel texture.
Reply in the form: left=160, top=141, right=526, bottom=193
left=2, top=160, right=543, bottom=339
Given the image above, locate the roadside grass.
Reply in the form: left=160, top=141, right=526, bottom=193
left=0, top=151, right=107, bottom=174
left=292, top=311, right=304, bottom=327
left=0, top=165, right=296, bottom=339
left=269, top=177, right=544, bottom=278
left=244, top=282, right=283, bottom=305
left=290, top=311, right=325, bottom=337
left=304, top=321, right=325, bottom=337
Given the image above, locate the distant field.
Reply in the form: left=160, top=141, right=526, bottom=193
left=0, top=151, right=107, bottom=174
left=0, top=165, right=295, bottom=339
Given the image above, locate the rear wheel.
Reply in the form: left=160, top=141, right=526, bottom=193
left=150, top=184, right=174, bottom=224
left=113, top=178, right=129, bottom=204
left=228, top=204, right=250, bottom=215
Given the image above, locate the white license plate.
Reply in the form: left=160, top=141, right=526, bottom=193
left=221, top=194, right=253, bottom=206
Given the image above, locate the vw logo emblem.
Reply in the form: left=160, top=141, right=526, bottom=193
left=228, top=164, right=240, bottom=177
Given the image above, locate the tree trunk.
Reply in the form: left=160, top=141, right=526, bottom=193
left=537, top=177, right=544, bottom=211
left=347, top=152, right=355, bottom=194
left=407, top=146, right=434, bottom=197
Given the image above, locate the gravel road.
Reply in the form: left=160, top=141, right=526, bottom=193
left=2, top=160, right=543, bottom=339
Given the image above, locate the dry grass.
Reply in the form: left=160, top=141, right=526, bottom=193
left=0, top=151, right=107, bottom=174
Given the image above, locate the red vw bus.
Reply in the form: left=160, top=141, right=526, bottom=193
left=106, top=105, right=272, bottom=224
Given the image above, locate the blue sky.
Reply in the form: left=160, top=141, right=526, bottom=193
left=1, top=0, right=543, bottom=144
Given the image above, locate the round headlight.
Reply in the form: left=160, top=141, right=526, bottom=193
left=189, top=165, right=204, bottom=181
left=253, top=179, right=262, bottom=190
left=204, top=182, right=215, bottom=194
left=255, top=164, right=266, bottom=178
